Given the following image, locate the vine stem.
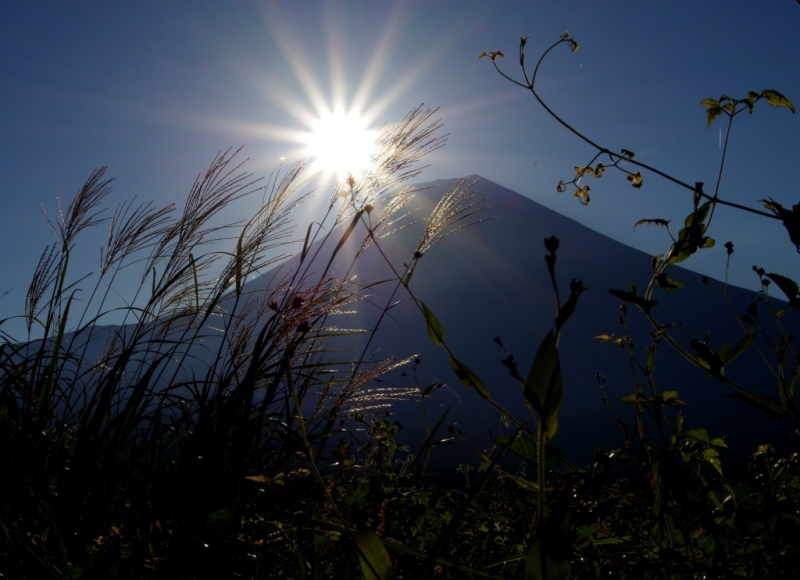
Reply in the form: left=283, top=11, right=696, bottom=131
left=493, top=38, right=778, bottom=221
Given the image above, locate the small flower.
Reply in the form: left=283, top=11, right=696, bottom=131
left=544, top=235, right=560, bottom=255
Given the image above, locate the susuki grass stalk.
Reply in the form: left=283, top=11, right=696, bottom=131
left=1, top=104, right=483, bottom=577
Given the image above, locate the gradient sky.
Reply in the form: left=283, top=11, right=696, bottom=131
left=2, top=1, right=799, bottom=332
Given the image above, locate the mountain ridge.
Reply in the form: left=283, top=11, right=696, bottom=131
left=245, top=174, right=789, bottom=466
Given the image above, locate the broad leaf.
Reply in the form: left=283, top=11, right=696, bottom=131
left=356, top=526, right=392, bottom=580
left=690, top=339, right=724, bottom=376
left=761, top=89, right=796, bottom=113
left=449, top=355, right=490, bottom=398
left=495, top=434, right=538, bottom=464
left=525, top=331, right=563, bottom=438
left=421, top=301, right=445, bottom=346
left=717, top=332, right=754, bottom=365
left=765, top=273, right=799, bottom=303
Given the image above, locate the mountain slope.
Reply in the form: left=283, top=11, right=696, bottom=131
left=246, top=175, right=790, bottom=467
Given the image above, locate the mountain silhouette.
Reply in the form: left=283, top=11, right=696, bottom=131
left=245, top=174, right=791, bottom=470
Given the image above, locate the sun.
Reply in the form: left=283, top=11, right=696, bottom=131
left=302, top=109, right=377, bottom=180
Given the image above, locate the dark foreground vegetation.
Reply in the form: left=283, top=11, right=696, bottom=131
left=2, top=35, right=800, bottom=579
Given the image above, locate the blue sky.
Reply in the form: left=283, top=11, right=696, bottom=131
left=1, top=1, right=799, bottom=331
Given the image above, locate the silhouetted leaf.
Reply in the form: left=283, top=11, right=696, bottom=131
left=496, top=434, right=538, bottom=464
left=684, top=428, right=711, bottom=444
left=766, top=273, right=799, bottom=303
left=761, top=89, right=796, bottom=113
left=609, top=285, right=658, bottom=309
left=685, top=202, right=712, bottom=227
left=703, top=448, right=724, bottom=475
left=761, top=198, right=800, bottom=251
left=525, top=331, right=562, bottom=438
left=449, top=355, right=490, bottom=398
left=634, top=218, right=670, bottom=230
left=656, top=273, right=685, bottom=291
left=718, top=332, right=754, bottom=365
left=421, top=301, right=445, bottom=346
left=690, top=339, right=724, bottom=376
left=705, top=106, right=724, bottom=128
left=555, top=279, right=586, bottom=330
left=356, top=526, right=392, bottom=580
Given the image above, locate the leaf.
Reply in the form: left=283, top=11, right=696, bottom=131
left=761, top=198, right=800, bottom=251
left=402, top=262, right=417, bottom=287
left=421, top=301, right=445, bottom=346
left=690, top=338, right=724, bottom=376
left=761, top=89, right=796, bottom=113
left=573, top=186, right=590, bottom=205
left=574, top=166, right=591, bottom=177
left=627, top=171, right=643, bottom=189
left=656, top=273, right=685, bottom=291
left=705, top=106, right=724, bottom=128
left=662, top=391, right=686, bottom=405
left=685, top=202, right=712, bottom=227
left=651, top=253, right=664, bottom=270
left=525, top=331, right=563, bottom=438
left=717, top=332, right=754, bottom=365
left=703, top=448, right=724, bottom=475
left=700, top=98, right=720, bottom=108
left=355, top=526, right=392, bottom=580
left=765, top=273, right=799, bottom=302
left=496, top=435, right=538, bottom=465
left=608, top=285, right=658, bottom=310
left=634, top=218, right=670, bottom=230
left=555, top=278, right=586, bottom=330
left=620, top=392, right=648, bottom=405
left=449, top=355, right=490, bottom=398
left=684, top=428, right=710, bottom=444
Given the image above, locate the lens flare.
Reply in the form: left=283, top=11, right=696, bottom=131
left=302, top=109, right=376, bottom=180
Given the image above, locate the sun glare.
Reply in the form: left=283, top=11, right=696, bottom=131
left=303, top=110, right=376, bottom=180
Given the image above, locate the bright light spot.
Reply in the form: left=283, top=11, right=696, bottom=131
left=303, top=110, right=376, bottom=180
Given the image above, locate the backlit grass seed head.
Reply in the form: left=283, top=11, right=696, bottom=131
left=42, top=167, right=114, bottom=251
left=329, top=106, right=446, bottom=214
left=357, top=188, right=418, bottom=257
left=415, top=178, right=490, bottom=257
